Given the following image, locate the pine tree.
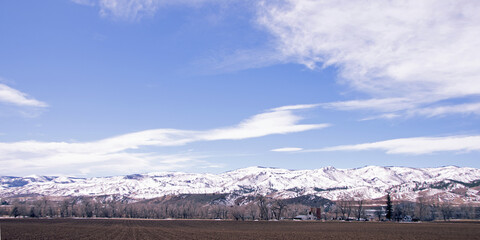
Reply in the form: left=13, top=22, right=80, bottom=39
left=386, top=193, right=393, bottom=221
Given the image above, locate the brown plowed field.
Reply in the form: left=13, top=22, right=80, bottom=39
left=1, top=219, right=479, bottom=240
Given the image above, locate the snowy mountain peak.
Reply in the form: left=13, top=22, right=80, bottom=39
left=1, top=166, right=480, bottom=202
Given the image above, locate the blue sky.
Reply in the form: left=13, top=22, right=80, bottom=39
left=1, top=0, right=480, bottom=177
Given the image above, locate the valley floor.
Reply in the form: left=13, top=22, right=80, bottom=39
left=1, top=218, right=479, bottom=240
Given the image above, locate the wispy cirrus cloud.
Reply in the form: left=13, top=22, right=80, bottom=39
left=407, top=102, right=480, bottom=118
left=71, top=0, right=480, bottom=118
left=315, top=135, right=480, bottom=155
left=1, top=104, right=327, bottom=176
left=257, top=0, right=480, bottom=118
left=271, top=147, right=303, bottom=152
left=0, top=83, right=48, bottom=108
left=321, top=98, right=418, bottom=113
left=71, top=0, right=212, bottom=21
left=71, top=0, right=96, bottom=7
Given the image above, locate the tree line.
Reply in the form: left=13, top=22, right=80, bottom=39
left=326, top=192, right=480, bottom=221
left=1, top=195, right=313, bottom=220
left=2, top=193, right=479, bottom=221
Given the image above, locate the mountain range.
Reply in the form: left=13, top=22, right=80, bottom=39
left=2, top=166, right=480, bottom=203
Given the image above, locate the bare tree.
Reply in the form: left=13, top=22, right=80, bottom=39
left=230, top=205, right=246, bottom=221
left=331, top=204, right=340, bottom=220
left=257, top=195, right=270, bottom=220
left=393, top=201, right=414, bottom=221
left=271, top=200, right=287, bottom=220
left=284, top=203, right=309, bottom=219
left=337, top=194, right=353, bottom=220
left=415, top=193, right=428, bottom=221
left=375, top=208, right=383, bottom=221
left=459, top=203, right=475, bottom=219
left=440, top=201, right=453, bottom=221
left=353, top=193, right=365, bottom=220
left=428, top=197, right=440, bottom=221
left=211, top=205, right=227, bottom=219
left=247, top=203, right=257, bottom=220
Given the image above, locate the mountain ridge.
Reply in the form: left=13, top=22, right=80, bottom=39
left=2, top=166, right=480, bottom=203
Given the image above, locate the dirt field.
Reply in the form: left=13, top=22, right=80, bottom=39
left=1, top=219, right=480, bottom=240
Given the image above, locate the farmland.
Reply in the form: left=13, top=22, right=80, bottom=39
left=1, top=219, right=480, bottom=240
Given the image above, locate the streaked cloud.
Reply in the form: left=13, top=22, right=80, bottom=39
left=71, top=0, right=96, bottom=7
left=0, top=83, right=48, bottom=108
left=408, top=102, right=480, bottom=118
left=257, top=0, right=480, bottom=117
left=72, top=0, right=212, bottom=21
left=0, top=104, right=327, bottom=176
left=272, top=103, right=319, bottom=111
left=321, top=98, right=418, bottom=113
left=203, top=104, right=327, bottom=141
left=98, top=0, right=161, bottom=20
left=317, top=135, right=480, bottom=155
left=72, top=1, right=480, bottom=118
left=271, top=147, right=303, bottom=152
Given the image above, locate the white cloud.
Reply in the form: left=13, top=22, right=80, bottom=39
left=257, top=0, right=480, bottom=117
left=0, top=104, right=327, bottom=176
left=318, top=135, right=480, bottom=155
left=202, top=106, right=328, bottom=141
left=71, top=0, right=96, bottom=6
left=354, top=101, right=480, bottom=119
left=0, top=83, right=48, bottom=108
left=407, top=102, right=480, bottom=118
left=272, top=103, right=319, bottom=111
left=70, top=0, right=480, bottom=118
left=321, top=98, right=418, bottom=112
left=98, top=0, right=161, bottom=20
left=196, top=48, right=287, bottom=74
left=71, top=0, right=480, bottom=118
left=359, top=113, right=401, bottom=121
left=271, top=147, right=303, bottom=152
left=72, top=0, right=211, bottom=20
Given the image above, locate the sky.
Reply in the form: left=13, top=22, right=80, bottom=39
left=1, top=0, right=480, bottom=177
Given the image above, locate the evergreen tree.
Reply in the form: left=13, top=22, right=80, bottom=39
left=386, top=193, right=393, bottom=221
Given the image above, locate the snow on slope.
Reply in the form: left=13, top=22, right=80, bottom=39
left=1, top=166, right=480, bottom=202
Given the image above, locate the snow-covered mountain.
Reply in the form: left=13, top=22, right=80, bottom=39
left=1, top=166, right=480, bottom=202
